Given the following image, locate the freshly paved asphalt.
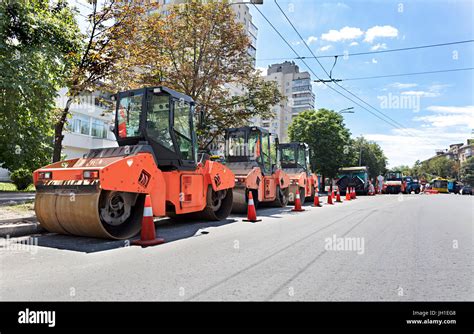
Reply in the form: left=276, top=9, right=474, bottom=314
left=0, top=194, right=472, bottom=301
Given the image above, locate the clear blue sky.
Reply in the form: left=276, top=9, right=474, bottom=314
left=251, top=0, right=473, bottom=167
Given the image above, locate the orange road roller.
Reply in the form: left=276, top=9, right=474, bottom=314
left=33, top=86, right=235, bottom=240
left=224, top=126, right=290, bottom=213
left=278, top=142, right=318, bottom=205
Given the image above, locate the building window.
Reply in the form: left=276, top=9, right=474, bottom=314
left=91, top=118, right=107, bottom=138
left=67, top=114, right=110, bottom=139
left=76, top=115, right=90, bottom=135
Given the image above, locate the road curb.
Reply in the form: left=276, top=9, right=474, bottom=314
left=0, top=218, right=44, bottom=238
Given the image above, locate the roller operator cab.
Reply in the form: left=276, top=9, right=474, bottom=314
left=278, top=142, right=318, bottom=204
left=383, top=171, right=406, bottom=194
left=224, top=126, right=290, bottom=213
left=33, top=86, right=235, bottom=240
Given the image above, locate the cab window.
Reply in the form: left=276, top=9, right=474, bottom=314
left=248, top=130, right=261, bottom=160
left=146, top=94, right=174, bottom=151
left=117, top=94, right=142, bottom=138
left=227, top=131, right=246, bottom=157
left=297, top=147, right=306, bottom=168
left=306, top=148, right=312, bottom=171
left=173, top=99, right=194, bottom=161
left=261, top=133, right=272, bottom=172
left=280, top=147, right=296, bottom=167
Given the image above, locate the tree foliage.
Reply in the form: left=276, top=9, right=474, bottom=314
left=0, top=0, right=81, bottom=171
left=288, top=108, right=352, bottom=178
left=348, top=136, right=388, bottom=178
left=51, top=0, right=145, bottom=162
left=460, top=157, right=474, bottom=186
left=402, top=156, right=458, bottom=180
left=110, top=0, right=283, bottom=149
left=424, top=156, right=457, bottom=179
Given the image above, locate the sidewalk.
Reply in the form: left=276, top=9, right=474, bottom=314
left=0, top=202, right=43, bottom=237
left=0, top=191, right=35, bottom=206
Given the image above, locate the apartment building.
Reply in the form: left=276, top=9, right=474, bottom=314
left=424, top=139, right=473, bottom=164
left=58, top=88, right=118, bottom=159
left=255, top=61, right=315, bottom=142
left=149, top=0, right=257, bottom=65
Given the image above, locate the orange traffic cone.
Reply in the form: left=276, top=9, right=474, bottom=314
left=132, top=194, right=165, bottom=247
left=351, top=187, right=355, bottom=199
left=313, top=192, right=322, bottom=207
left=327, top=191, right=333, bottom=205
left=336, top=187, right=342, bottom=202
left=243, top=191, right=261, bottom=222
left=292, top=188, right=305, bottom=212
left=353, top=187, right=357, bottom=199
left=345, top=187, right=351, bottom=201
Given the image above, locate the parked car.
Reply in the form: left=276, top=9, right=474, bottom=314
left=460, top=186, right=472, bottom=195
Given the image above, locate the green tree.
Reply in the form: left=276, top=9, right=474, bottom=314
left=390, top=165, right=412, bottom=175
left=51, top=0, right=144, bottom=162
left=288, top=109, right=352, bottom=178
left=350, top=136, right=388, bottom=178
left=0, top=0, right=81, bottom=172
left=420, top=156, right=456, bottom=180
left=460, top=157, right=474, bottom=185
left=111, top=0, right=283, bottom=150
left=411, top=160, right=422, bottom=178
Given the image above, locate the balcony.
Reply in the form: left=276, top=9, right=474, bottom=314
left=248, top=21, right=258, bottom=38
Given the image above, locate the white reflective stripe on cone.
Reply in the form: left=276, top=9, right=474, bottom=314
left=296, top=193, right=300, bottom=199
left=248, top=199, right=254, bottom=206
left=143, top=207, right=153, bottom=217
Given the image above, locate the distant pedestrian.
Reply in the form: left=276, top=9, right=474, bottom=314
left=377, top=174, right=384, bottom=193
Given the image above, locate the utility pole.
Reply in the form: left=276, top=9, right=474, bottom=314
left=359, top=145, right=362, bottom=166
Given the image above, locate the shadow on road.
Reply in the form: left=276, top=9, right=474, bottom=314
left=13, top=217, right=239, bottom=254
left=7, top=203, right=317, bottom=253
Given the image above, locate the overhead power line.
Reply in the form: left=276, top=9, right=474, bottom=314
left=252, top=4, right=412, bottom=135
left=272, top=0, right=454, bottom=148
left=256, top=39, right=474, bottom=62
left=341, top=67, right=474, bottom=81
left=272, top=0, right=421, bottom=140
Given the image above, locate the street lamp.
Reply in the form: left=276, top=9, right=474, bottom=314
left=227, top=0, right=264, bottom=5
left=337, top=107, right=354, bottom=114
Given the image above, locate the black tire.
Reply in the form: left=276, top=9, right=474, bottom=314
left=170, top=186, right=233, bottom=221
left=200, top=186, right=234, bottom=220
left=271, top=186, right=289, bottom=207
left=247, top=189, right=259, bottom=208
left=307, top=185, right=315, bottom=201
left=299, top=187, right=306, bottom=205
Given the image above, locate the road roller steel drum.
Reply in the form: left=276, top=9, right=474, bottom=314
left=33, top=86, right=236, bottom=240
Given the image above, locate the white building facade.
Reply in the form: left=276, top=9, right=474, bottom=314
left=255, top=61, right=315, bottom=142
left=57, top=88, right=117, bottom=159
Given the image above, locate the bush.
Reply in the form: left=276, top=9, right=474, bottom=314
left=10, top=168, right=33, bottom=191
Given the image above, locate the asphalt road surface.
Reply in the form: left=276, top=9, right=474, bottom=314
left=0, top=194, right=472, bottom=301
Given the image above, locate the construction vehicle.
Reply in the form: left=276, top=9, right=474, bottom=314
left=382, top=170, right=406, bottom=194
left=403, top=176, right=421, bottom=194
left=336, top=166, right=370, bottom=195
left=224, top=126, right=290, bottom=212
left=278, top=142, right=317, bottom=204
left=448, top=180, right=463, bottom=194
left=33, top=86, right=235, bottom=240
